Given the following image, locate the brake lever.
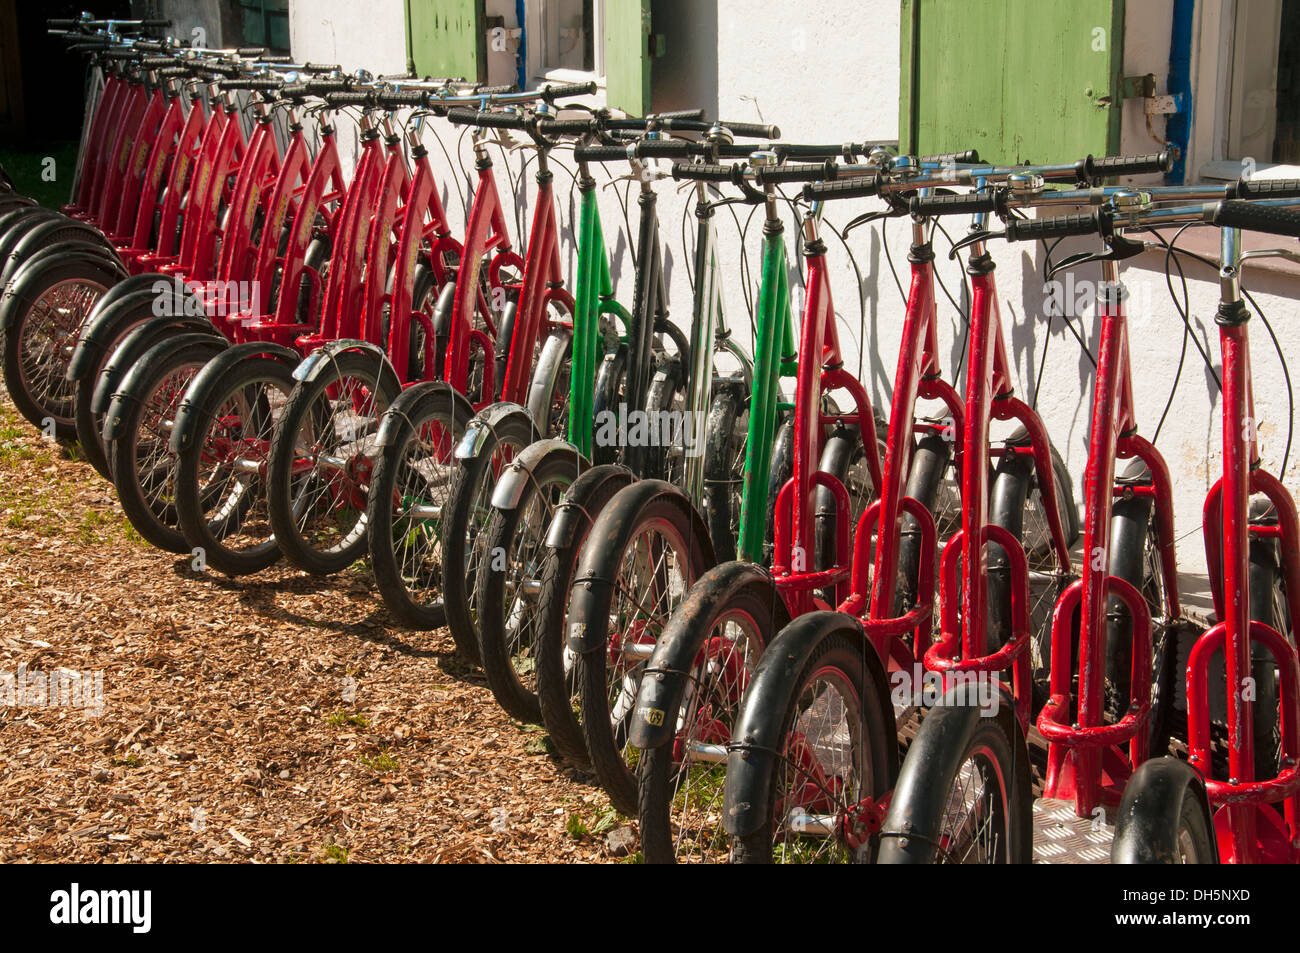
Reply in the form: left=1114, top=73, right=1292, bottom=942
left=843, top=207, right=902, bottom=237
left=1045, top=233, right=1144, bottom=279
left=948, top=229, right=1001, bottom=260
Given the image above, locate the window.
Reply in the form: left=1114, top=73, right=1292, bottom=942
left=1199, top=0, right=1300, bottom=179
left=238, top=0, right=290, bottom=53
left=527, top=0, right=604, bottom=82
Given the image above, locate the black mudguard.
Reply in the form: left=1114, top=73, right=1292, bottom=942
left=169, top=341, right=301, bottom=452
left=1111, top=757, right=1218, bottom=864
left=66, top=286, right=169, bottom=382
left=630, top=560, right=788, bottom=750
left=542, top=463, right=635, bottom=550
left=0, top=244, right=125, bottom=333
left=102, top=333, right=228, bottom=441
left=374, top=380, right=475, bottom=450
left=877, top=682, right=1030, bottom=863
left=722, top=610, right=896, bottom=838
left=566, top=479, right=715, bottom=654
left=90, top=315, right=220, bottom=415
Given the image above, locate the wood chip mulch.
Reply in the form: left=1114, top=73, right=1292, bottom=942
left=0, top=390, right=631, bottom=863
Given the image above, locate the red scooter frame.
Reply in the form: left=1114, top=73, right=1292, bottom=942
left=771, top=215, right=882, bottom=617
left=1038, top=259, right=1182, bottom=815
left=925, top=240, right=1074, bottom=728
left=1193, top=225, right=1300, bottom=863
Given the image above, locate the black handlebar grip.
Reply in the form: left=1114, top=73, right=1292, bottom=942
left=574, top=145, right=632, bottom=162
left=774, top=143, right=867, bottom=160
left=538, top=118, right=598, bottom=135
left=541, top=81, right=598, bottom=100
left=1080, top=151, right=1172, bottom=182
left=1228, top=178, right=1300, bottom=200
left=323, top=90, right=374, bottom=106
left=156, top=67, right=191, bottom=78
left=47, top=19, right=77, bottom=28
left=301, top=62, right=341, bottom=73
left=305, top=79, right=351, bottom=94
left=1213, top=200, right=1300, bottom=238
left=713, top=143, right=764, bottom=159
left=671, top=161, right=743, bottom=184
left=753, top=160, right=836, bottom=185
left=909, top=191, right=998, bottom=216
left=142, top=19, right=172, bottom=27
left=720, top=120, right=781, bottom=139
left=140, top=56, right=176, bottom=67
left=221, top=77, right=283, bottom=91
left=236, top=47, right=265, bottom=57
left=280, top=83, right=309, bottom=99
left=446, top=108, right=528, bottom=129
left=133, top=40, right=166, bottom=52
left=802, top=176, right=882, bottom=201
left=650, top=108, right=706, bottom=120
left=470, top=83, right=520, bottom=95
left=256, top=54, right=294, bottom=63
left=376, top=88, right=427, bottom=107
left=919, top=149, right=980, bottom=165
left=1005, top=212, right=1103, bottom=242
left=636, top=140, right=693, bottom=159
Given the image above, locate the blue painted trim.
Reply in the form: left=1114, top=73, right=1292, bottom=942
left=1166, top=0, right=1195, bottom=183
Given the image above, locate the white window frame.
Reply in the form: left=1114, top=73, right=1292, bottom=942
left=1193, top=0, right=1300, bottom=182
left=524, top=0, right=606, bottom=90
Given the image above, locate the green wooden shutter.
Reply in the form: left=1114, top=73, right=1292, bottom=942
left=406, top=0, right=485, bottom=83
left=605, top=0, right=652, bottom=116
left=900, top=0, right=1125, bottom=164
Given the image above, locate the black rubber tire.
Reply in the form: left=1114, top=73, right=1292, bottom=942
left=72, top=292, right=174, bottom=479
left=430, top=280, right=456, bottom=381
left=896, top=432, right=955, bottom=615
left=2, top=256, right=118, bottom=436
left=1105, top=491, right=1173, bottom=757
left=1245, top=526, right=1289, bottom=781
left=763, top=416, right=795, bottom=567
left=441, top=411, right=536, bottom=662
left=476, top=447, right=582, bottom=722
left=730, top=628, right=893, bottom=864
left=813, top=426, right=882, bottom=606
left=107, top=336, right=228, bottom=553
left=701, top=384, right=746, bottom=565
left=574, top=487, right=714, bottom=817
left=367, top=385, right=474, bottom=631
left=877, top=698, right=1032, bottom=863
left=590, top=343, right=627, bottom=466
left=1111, top=758, right=1216, bottom=864
left=266, top=350, right=400, bottom=575
left=294, top=235, right=331, bottom=327
left=173, top=355, right=295, bottom=576
left=987, top=436, right=1078, bottom=715
left=640, top=361, right=684, bottom=482
left=492, top=298, right=517, bottom=402
left=0, top=211, right=76, bottom=291
left=533, top=467, right=635, bottom=769
left=638, top=572, right=779, bottom=863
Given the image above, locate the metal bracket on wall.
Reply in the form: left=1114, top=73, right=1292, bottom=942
left=1122, top=73, right=1183, bottom=115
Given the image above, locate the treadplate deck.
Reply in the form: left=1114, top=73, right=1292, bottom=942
left=1032, top=798, right=1113, bottom=864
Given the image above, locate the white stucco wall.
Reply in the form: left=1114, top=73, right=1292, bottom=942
left=285, top=0, right=1300, bottom=605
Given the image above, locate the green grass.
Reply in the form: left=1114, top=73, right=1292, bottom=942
left=565, top=804, right=622, bottom=840
left=321, top=841, right=350, bottom=864
left=325, top=709, right=369, bottom=728
left=359, top=747, right=398, bottom=772
left=0, top=142, right=79, bottom=210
